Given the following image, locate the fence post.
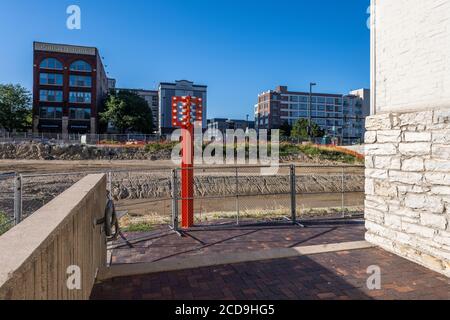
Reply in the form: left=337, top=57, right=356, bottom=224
left=290, top=164, right=297, bottom=224
left=107, top=171, right=112, bottom=194
left=235, top=167, right=240, bottom=226
left=171, top=169, right=179, bottom=231
left=341, top=166, right=345, bottom=217
left=14, top=174, right=22, bottom=225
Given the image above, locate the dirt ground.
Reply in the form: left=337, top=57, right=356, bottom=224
left=0, top=159, right=177, bottom=174
left=0, top=159, right=363, bottom=175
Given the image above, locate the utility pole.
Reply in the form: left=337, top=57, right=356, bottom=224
left=308, top=82, right=317, bottom=141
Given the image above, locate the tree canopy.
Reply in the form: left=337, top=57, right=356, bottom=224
left=100, top=90, right=154, bottom=134
left=0, top=84, right=32, bottom=132
left=279, top=121, right=292, bottom=137
left=291, top=118, right=325, bottom=139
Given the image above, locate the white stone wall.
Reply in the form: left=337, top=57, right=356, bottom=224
left=365, top=110, right=450, bottom=277
left=372, top=0, right=450, bottom=114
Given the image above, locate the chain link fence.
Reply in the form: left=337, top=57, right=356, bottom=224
left=171, top=165, right=365, bottom=230
left=0, top=173, right=19, bottom=235
left=0, top=132, right=167, bottom=145
left=7, top=165, right=364, bottom=233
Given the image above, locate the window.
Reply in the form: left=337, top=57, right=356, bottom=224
left=40, top=90, right=63, bottom=102
left=69, top=108, right=91, bottom=120
left=299, top=96, right=308, bottom=103
left=40, top=73, right=63, bottom=86
left=70, top=60, right=92, bottom=72
left=69, top=92, right=91, bottom=103
left=40, top=58, right=63, bottom=70
left=40, top=106, right=62, bottom=119
left=290, top=96, right=299, bottom=102
left=326, top=98, right=335, bottom=105
left=70, top=75, right=92, bottom=87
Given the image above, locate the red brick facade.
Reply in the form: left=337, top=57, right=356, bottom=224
left=33, top=42, right=108, bottom=134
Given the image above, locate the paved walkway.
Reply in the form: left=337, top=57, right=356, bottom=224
left=92, top=219, right=449, bottom=300
left=109, top=218, right=366, bottom=265
left=92, top=247, right=449, bottom=300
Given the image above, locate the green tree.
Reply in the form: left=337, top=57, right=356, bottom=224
left=100, top=90, right=154, bottom=134
left=279, top=121, right=292, bottom=137
left=291, top=119, right=325, bottom=139
left=0, top=84, right=32, bottom=132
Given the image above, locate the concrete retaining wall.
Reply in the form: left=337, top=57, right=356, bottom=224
left=0, top=174, right=107, bottom=300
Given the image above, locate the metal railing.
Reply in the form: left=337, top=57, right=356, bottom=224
left=0, top=132, right=167, bottom=145
left=170, top=164, right=365, bottom=231
left=0, top=173, right=21, bottom=234
left=5, top=165, right=365, bottom=231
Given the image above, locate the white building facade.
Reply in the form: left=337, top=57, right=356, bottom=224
left=365, top=0, right=450, bottom=277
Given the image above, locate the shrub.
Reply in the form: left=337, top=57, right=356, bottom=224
left=0, top=211, right=12, bottom=236
left=298, top=144, right=363, bottom=164
left=144, top=142, right=177, bottom=153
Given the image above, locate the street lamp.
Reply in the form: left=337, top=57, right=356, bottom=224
left=308, top=82, right=317, bottom=141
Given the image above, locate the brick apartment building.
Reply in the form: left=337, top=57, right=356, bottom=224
left=33, top=42, right=110, bottom=134
left=255, top=86, right=370, bottom=144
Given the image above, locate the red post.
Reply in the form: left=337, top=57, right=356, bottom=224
left=172, top=96, right=203, bottom=229
left=181, top=124, right=194, bottom=228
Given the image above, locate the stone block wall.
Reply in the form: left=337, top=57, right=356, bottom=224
left=365, top=109, right=450, bottom=277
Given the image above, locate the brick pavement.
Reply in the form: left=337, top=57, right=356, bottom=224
left=92, top=247, right=449, bottom=300
left=93, top=218, right=449, bottom=300
left=110, top=218, right=366, bottom=265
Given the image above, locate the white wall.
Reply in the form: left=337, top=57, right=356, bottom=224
left=372, top=0, right=450, bottom=114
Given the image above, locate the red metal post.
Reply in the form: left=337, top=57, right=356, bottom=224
left=172, top=96, right=203, bottom=229
left=181, top=124, right=194, bottom=228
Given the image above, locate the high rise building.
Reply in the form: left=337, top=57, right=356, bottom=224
left=158, top=80, right=207, bottom=134
left=32, top=42, right=109, bottom=134
left=254, top=86, right=370, bottom=144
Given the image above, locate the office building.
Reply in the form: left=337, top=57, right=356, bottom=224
left=32, top=42, right=109, bottom=134
left=254, top=86, right=370, bottom=144
left=207, top=118, right=255, bottom=138
left=158, top=80, right=207, bottom=134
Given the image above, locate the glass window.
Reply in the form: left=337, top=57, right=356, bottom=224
left=40, top=58, right=63, bottom=70
left=70, top=60, right=92, bottom=72
left=40, top=90, right=63, bottom=102
left=299, top=96, right=308, bottom=103
left=40, top=106, right=62, bottom=119
left=69, top=108, right=91, bottom=120
left=70, top=75, right=92, bottom=87
left=69, top=92, right=91, bottom=103
left=290, top=96, right=299, bottom=102
left=40, top=73, right=63, bottom=86
left=326, top=98, right=335, bottom=104
left=317, top=97, right=326, bottom=104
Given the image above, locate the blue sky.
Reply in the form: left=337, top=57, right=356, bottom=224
left=0, top=0, right=370, bottom=119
